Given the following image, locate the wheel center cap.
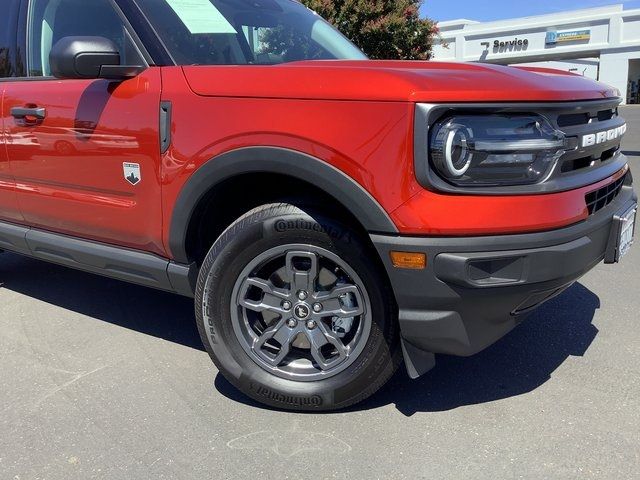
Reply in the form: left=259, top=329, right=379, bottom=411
left=293, top=304, right=310, bottom=320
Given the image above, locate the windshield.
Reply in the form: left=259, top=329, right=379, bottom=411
left=135, top=0, right=367, bottom=65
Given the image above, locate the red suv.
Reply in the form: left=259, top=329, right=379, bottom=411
left=0, top=0, right=636, bottom=411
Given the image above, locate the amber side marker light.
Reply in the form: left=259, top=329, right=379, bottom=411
left=390, top=251, right=427, bottom=270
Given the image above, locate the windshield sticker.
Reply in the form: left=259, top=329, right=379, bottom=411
left=166, top=0, right=237, bottom=35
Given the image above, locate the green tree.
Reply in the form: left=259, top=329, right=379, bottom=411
left=304, top=0, right=438, bottom=60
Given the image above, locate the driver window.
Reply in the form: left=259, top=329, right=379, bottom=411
left=28, top=0, right=143, bottom=77
left=240, top=23, right=332, bottom=64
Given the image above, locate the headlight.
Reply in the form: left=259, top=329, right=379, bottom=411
left=429, top=115, right=573, bottom=187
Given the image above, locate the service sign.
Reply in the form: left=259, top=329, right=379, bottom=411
left=546, top=29, right=591, bottom=45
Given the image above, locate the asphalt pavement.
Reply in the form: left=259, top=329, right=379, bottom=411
left=1, top=108, right=639, bottom=480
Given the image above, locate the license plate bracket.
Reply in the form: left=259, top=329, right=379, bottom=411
left=615, top=205, right=637, bottom=262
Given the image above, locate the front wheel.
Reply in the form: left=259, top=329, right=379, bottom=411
left=195, top=203, right=401, bottom=411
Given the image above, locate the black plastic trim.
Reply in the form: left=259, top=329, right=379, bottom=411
left=108, top=0, right=154, bottom=66
left=16, top=0, right=27, bottom=78
left=371, top=182, right=637, bottom=361
left=401, top=340, right=436, bottom=380
left=169, top=147, right=399, bottom=264
left=11, top=106, right=46, bottom=120
left=0, top=220, right=197, bottom=297
left=99, top=64, right=147, bottom=79
left=160, top=101, right=172, bottom=154
left=49, top=36, right=121, bottom=79
left=167, top=261, right=198, bottom=296
left=0, top=222, right=30, bottom=255
left=414, top=99, right=626, bottom=196
left=115, top=0, right=175, bottom=66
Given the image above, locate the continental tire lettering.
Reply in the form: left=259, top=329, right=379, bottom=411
left=203, top=300, right=218, bottom=344
left=273, top=219, right=352, bottom=243
left=251, top=384, right=323, bottom=407
left=274, top=219, right=324, bottom=234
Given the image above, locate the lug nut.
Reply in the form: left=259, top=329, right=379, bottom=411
left=282, top=301, right=292, bottom=311
left=312, top=303, right=323, bottom=313
left=287, top=319, right=298, bottom=328
left=297, top=291, right=308, bottom=301
left=306, top=320, right=317, bottom=330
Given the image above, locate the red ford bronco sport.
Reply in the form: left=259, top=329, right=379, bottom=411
left=0, top=0, right=636, bottom=411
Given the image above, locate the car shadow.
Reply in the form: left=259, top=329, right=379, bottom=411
left=0, top=253, right=203, bottom=351
left=358, top=282, right=600, bottom=416
left=0, top=253, right=600, bottom=416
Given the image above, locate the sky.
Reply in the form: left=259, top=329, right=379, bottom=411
left=421, top=0, right=640, bottom=23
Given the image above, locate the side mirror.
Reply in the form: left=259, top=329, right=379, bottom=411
left=50, top=36, right=145, bottom=80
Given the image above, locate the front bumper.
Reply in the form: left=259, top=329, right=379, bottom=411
left=371, top=178, right=637, bottom=376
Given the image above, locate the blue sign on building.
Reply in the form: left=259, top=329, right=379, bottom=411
left=545, top=31, right=558, bottom=45
left=546, top=29, right=591, bottom=45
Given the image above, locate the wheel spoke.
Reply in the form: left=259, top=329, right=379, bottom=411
left=246, top=278, right=290, bottom=300
left=238, top=277, right=290, bottom=315
left=315, top=284, right=364, bottom=318
left=306, top=322, right=349, bottom=370
left=286, top=251, right=318, bottom=293
left=253, top=318, right=297, bottom=366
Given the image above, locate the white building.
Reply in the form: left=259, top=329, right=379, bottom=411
left=432, top=4, right=640, bottom=104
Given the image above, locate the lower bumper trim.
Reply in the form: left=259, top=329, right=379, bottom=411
left=371, top=185, right=636, bottom=366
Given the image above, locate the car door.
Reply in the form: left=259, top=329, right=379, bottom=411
left=3, top=0, right=165, bottom=255
left=0, top=0, right=25, bottom=224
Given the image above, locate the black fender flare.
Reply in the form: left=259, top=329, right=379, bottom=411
left=169, top=146, right=399, bottom=263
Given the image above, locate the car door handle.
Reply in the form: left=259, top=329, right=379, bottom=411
left=11, top=106, right=47, bottom=120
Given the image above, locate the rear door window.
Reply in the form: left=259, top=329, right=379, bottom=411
left=0, top=0, right=21, bottom=78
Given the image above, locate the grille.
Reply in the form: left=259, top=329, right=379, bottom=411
left=557, top=108, right=618, bottom=127
left=561, top=146, right=621, bottom=174
left=585, top=173, right=627, bottom=215
left=553, top=102, right=624, bottom=175
left=557, top=112, right=589, bottom=128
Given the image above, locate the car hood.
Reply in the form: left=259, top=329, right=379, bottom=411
left=182, top=60, right=619, bottom=103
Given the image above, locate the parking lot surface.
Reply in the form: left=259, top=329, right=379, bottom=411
left=1, top=108, right=639, bottom=480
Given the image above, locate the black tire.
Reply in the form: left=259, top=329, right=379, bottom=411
left=195, top=203, right=401, bottom=411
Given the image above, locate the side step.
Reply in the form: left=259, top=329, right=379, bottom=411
left=0, top=220, right=197, bottom=297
